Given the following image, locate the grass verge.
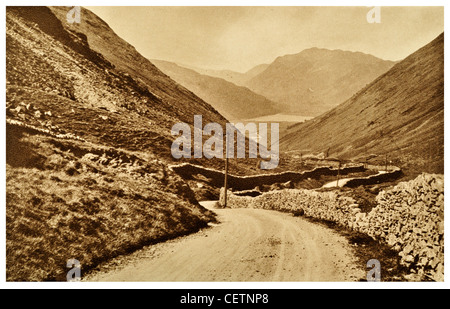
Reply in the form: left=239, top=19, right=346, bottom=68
left=6, top=126, right=215, bottom=281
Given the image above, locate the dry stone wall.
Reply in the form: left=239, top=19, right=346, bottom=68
left=364, top=174, right=444, bottom=281
left=171, top=162, right=366, bottom=191
left=7, top=118, right=86, bottom=142
left=219, top=173, right=444, bottom=281
left=343, top=167, right=402, bottom=187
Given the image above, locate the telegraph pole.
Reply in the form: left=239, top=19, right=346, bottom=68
left=336, top=160, right=341, bottom=187
left=224, top=155, right=228, bottom=208
left=223, top=132, right=229, bottom=208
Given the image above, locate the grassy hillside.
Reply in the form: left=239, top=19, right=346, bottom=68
left=48, top=6, right=225, bottom=127
left=280, top=33, right=444, bottom=175
left=6, top=6, right=222, bottom=159
left=6, top=123, right=215, bottom=281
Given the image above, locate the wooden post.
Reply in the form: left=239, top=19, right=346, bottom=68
left=224, top=153, right=228, bottom=208
left=336, top=160, right=341, bottom=187
left=222, top=130, right=229, bottom=208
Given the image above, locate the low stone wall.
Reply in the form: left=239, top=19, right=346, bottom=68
left=171, top=162, right=366, bottom=191
left=344, top=167, right=403, bottom=188
left=362, top=174, right=444, bottom=281
left=6, top=118, right=86, bottom=142
left=219, top=173, right=444, bottom=281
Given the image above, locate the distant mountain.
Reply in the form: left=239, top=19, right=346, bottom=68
left=152, top=59, right=282, bottom=121
left=280, top=33, right=444, bottom=175
left=187, top=63, right=270, bottom=86
left=244, top=63, right=270, bottom=80
left=187, top=67, right=247, bottom=86
left=246, top=48, right=396, bottom=116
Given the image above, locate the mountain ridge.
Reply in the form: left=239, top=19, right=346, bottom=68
left=48, top=6, right=226, bottom=127
left=151, top=59, right=283, bottom=121
left=185, top=63, right=270, bottom=86
left=246, top=47, right=396, bottom=117
left=280, top=32, right=444, bottom=175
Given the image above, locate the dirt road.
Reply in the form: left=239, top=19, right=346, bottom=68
left=322, top=171, right=388, bottom=188
left=85, top=201, right=365, bottom=282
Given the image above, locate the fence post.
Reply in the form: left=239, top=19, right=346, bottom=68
left=224, top=156, right=228, bottom=208
left=336, top=160, right=341, bottom=187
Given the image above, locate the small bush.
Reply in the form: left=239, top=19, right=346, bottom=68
left=292, top=208, right=305, bottom=217
left=65, top=166, right=78, bottom=176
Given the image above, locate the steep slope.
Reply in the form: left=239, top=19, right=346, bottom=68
left=48, top=6, right=225, bottom=128
left=152, top=59, right=282, bottom=121
left=47, top=6, right=265, bottom=174
left=280, top=33, right=444, bottom=175
left=244, top=63, right=271, bottom=81
left=246, top=48, right=396, bottom=116
left=6, top=6, right=229, bottom=160
left=5, top=6, right=225, bottom=281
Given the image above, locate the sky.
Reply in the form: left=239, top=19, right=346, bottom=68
left=86, top=6, right=444, bottom=73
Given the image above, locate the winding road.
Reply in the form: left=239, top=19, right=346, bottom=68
left=85, top=201, right=365, bottom=282
left=322, top=170, right=388, bottom=188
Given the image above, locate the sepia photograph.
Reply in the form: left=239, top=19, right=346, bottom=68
left=2, top=1, right=446, bottom=291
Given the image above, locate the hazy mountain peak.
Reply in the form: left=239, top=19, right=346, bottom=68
left=246, top=47, right=396, bottom=116
left=280, top=32, right=444, bottom=174
left=151, top=59, right=282, bottom=121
